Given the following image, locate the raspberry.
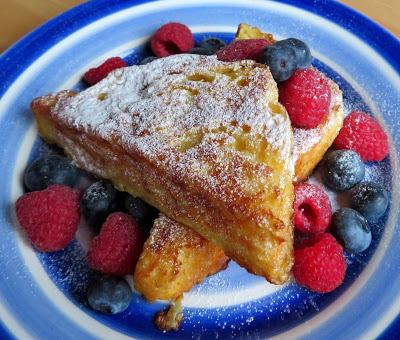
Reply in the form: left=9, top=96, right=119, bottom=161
left=294, top=183, right=332, bottom=233
left=86, top=212, right=145, bottom=276
left=84, top=57, right=126, bottom=86
left=16, top=185, right=80, bottom=252
left=293, top=233, right=346, bottom=293
left=216, top=39, right=271, bottom=62
left=333, top=111, right=389, bottom=162
left=279, top=68, right=331, bottom=129
left=151, top=23, right=194, bottom=57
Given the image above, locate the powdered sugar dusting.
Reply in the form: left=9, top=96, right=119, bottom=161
left=50, top=54, right=293, bottom=214
left=55, top=54, right=290, bottom=153
left=147, top=214, right=206, bottom=251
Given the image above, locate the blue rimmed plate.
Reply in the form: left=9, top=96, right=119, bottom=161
left=0, top=0, right=399, bottom=338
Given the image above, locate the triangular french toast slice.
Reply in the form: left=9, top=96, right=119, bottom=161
left=134, top=25, right=343, bottom=312
left=133, top=72, right=343, bottom=302
left=32, top=55, right=294, bottom=284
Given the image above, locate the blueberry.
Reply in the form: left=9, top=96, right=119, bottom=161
left=140, top=56, right=158, bottom=65
left=199, top=38, right=226, bottom=54
left=24, top=155, right=79, bottom=192
left=321, top=150, right=365, bottom=191
left=124, top=195, right=151, bottom=222
left=81, top=181, right=117, bottom=230
left=277, top=38, right=312, bottom=68
left=350, top=182, right=389, bottom=222
left=87, top=275, right=132, bottom=314
left=260, top=43, right=297, bottom=82
left=188, top=47, right=213, bottom=55
left=331, top=208, right=371, bottom=253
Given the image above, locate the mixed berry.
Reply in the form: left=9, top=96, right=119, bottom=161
left=81, top=181, right=118, bottom=231
left=24, top=154, right=79, bottom=191
left=217, top=39, right=271, bottom=62
left=293, top=183, right=332, bottom=234
left=188, top=46, right=213, bottom=55
left=260, top=38, right=312, bottom=82
left=281, top=38, right=312, bottom=69
left=86, top=212, right=145, bottom=276
left=83, top=57, right=126, bottom=86
left=188, top=37, right=226, bottom=55
left=293, top=233, right=346, bottom=293
left=321, top=150, right=365, bottom=191
left=199, top=37, right=226, bottom=54
left=87, top=275, right=132, bottom=314
left=350, top=182, right=389, bottom=222
left=17, top=152, right=152, bottom=313
left=333, top=111, right=389, bottom=162
left=124, top=195, right=154, bottom=226
left=16, top=184, right=81, bottom=252
left=150, top=22, right=194, bottom=57
left=293, top=146, right=388, bottom=292
left=331, top=208, right=372, bottom=254
left=279, top=68, right=331, bottom=128
left=14, top=21, right=391, bottom=319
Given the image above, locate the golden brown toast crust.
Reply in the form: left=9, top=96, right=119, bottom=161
left=235, top=23, right=275, bottom=43
left=133, top=214, right=228, bottom=302
left=31, top=55, right=294, bottom=284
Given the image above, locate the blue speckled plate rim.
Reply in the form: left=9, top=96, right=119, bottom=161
left=0, top=0, right=399, bottom=339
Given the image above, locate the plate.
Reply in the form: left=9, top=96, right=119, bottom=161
left=0, top=0, right=399, bottom=338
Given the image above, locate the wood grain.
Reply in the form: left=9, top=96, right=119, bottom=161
left=0, top=0, right=398, bottom=52
left=341, top=0, right=400, bottom=37
left=0, top=0, right=82, bottom=52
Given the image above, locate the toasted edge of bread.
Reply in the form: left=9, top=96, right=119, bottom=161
left=133, top=214, right=229, bottom=302
left=235, top=23, right=275, bottom=43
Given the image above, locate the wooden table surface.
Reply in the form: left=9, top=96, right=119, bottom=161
left=0, top=0, right=399, bottom=53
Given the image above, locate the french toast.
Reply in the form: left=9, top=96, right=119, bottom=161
left=31, top=54, right=295, bottom=284
left=134, top=31, right=343, bottom=303
left=134, top=70, right=342, bottom=302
